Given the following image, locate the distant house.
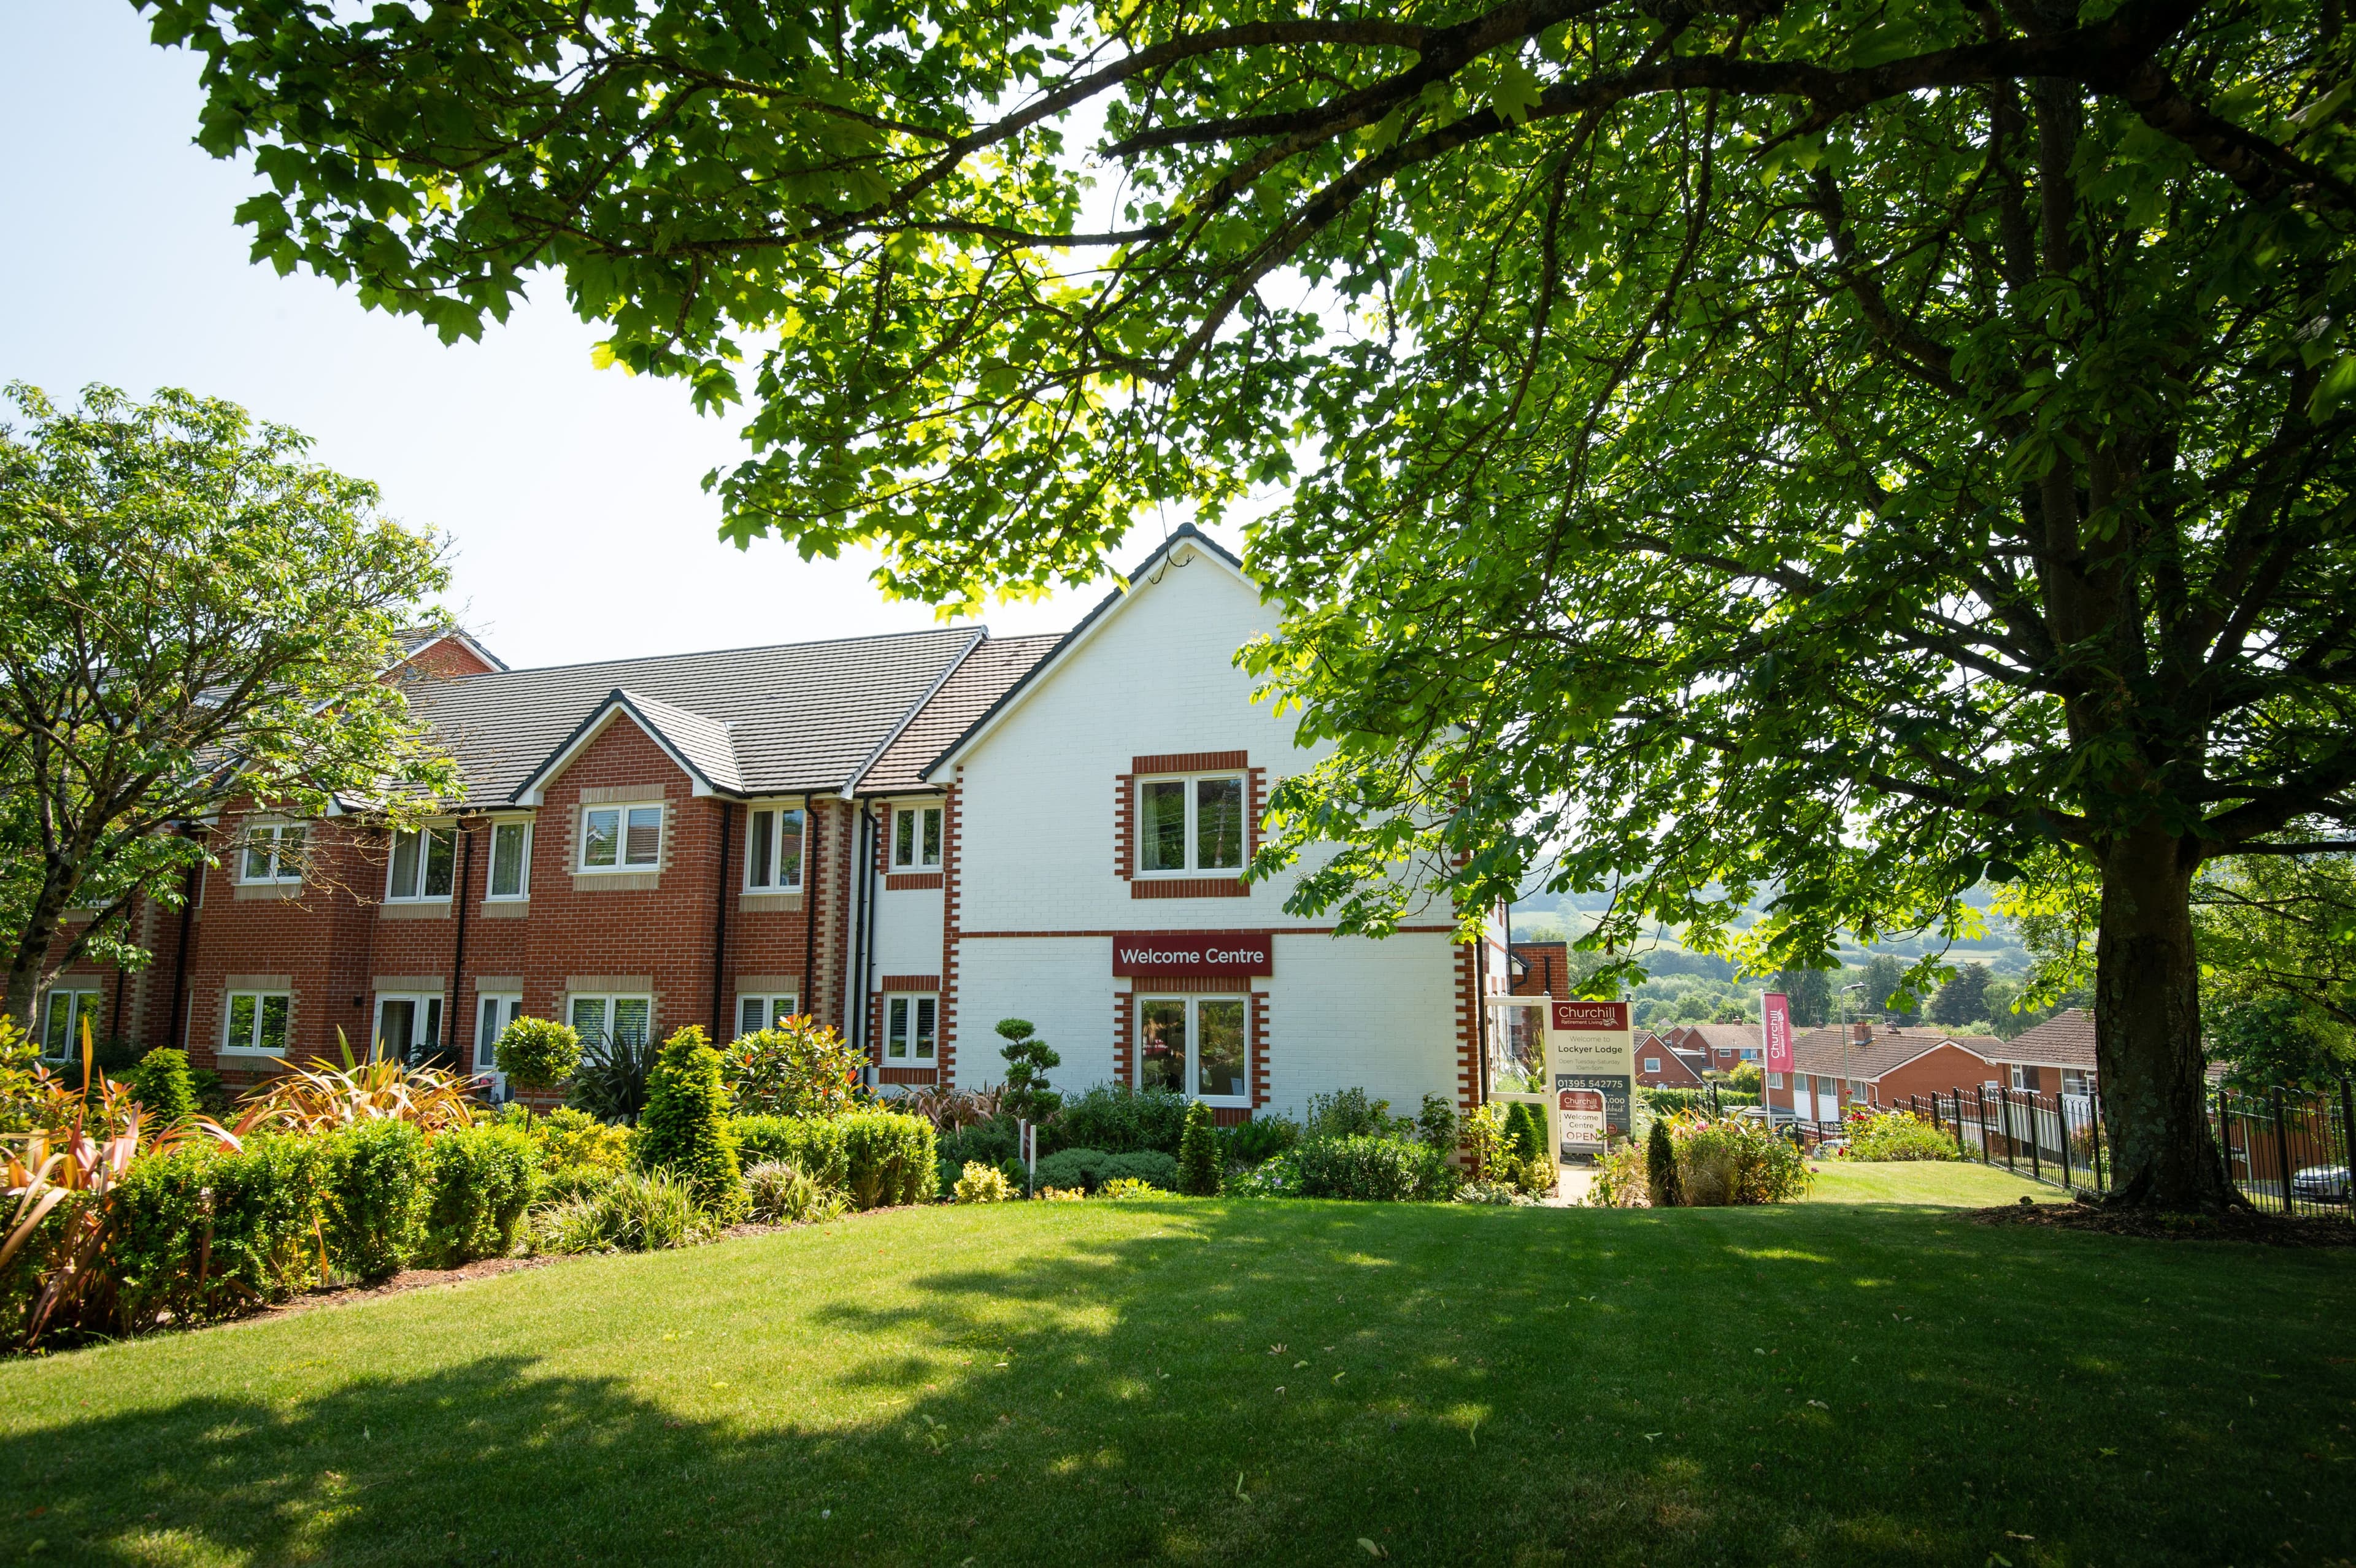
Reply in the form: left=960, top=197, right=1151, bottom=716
left=1634, top=1031, right=1709, bottom=1088
left=1658, top=1022, right=1763, bottom=1074
left=1988, top=1008, right=2099, bottom=1097
left=1767, top=1021, right=2009, bottom=1123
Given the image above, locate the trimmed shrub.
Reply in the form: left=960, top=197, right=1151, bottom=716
left=1293, top=1136, right=1453, bottom=1202
left=1177, top=1101, right=1222, bottom=1196
left=1222, top=1114, right=1299, bottom=1168
left=1645, top=1117, right=1682, bottom=1207
left=954, top=1161, right=1018, bottom=1202
left=996, top=1018, right=1062, bottom=1120
left=535, top=1169, right=712, bottom=1254
left=720, top=1016, right=865, bottom=1118
left=1841, top=1108, right=1963, bottom=1162
left=1668, top=1113, right=1811, bottom=1205
left=493, top=1016, right=582, bottom=1093
left=1041, top=1083, right=1189, bottom=1155
left=127, top=1048, right=197, bottom=1126
left=840, top=1110, right=939, bottom=1208
left=1504, top=1101, right=1546, bottom=1167
left=744, top=1160, right=849, bottom=1224
left=636, top=1026, right=747, bottom=1220
left=324, top=1118, right=426, bottom=1279
left=110, top=1135, right=328, bottom=1329
left=1640, top=1086, right=1759, bottom=1115
left=1032, top=1147, right=1179, bottom=1194
left=420, top=1123, right=539, bottom=1266
left=732, top=1115, right=851, bottom=1189
left=535, top=1105, right=633, bottom=1174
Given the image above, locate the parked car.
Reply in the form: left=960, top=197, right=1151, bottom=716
left=2290, top=1163, right=2350, bottom=1204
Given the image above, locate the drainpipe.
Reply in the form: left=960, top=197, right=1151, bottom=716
left=447, top=824, right=475, bottom=1068
left=842, top=803, right=871, bottom=1058
left=859, top=804, right=880, bottom=1056
left=709, top=801, right=733, bottom=1039
left=165, top=840, right=200, bottom=1052
left=802, top=800, right=820, bottom=1026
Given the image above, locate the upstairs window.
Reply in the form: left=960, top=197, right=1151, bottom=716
left=891, top=805, right=941, bottom=870
left=241, top=823, right=304, bottom=885
left=746, top=807, right=806, bottom=890
left=1136, top=774, right=1244, bottom=874
left=488, top=821, right=531, bottom=899
left=387, top=826, right=456, bottom=901
left=884, top=994, right=936, bottom=1063
left=582, top=804, right=662, bottom=871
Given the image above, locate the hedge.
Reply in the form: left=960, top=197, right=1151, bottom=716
left=731, top=1116, right=850, bottom=1189
left=323, top=1119, right=426, bottom=1280
left=731, top=1112, right=936, bottom=1208
left=1293, top=1136, right=1455, bottom=1202
left=110, top=1136, right=329, bottom=1329
left=420, top=1123, right=538, bottom=1267
left=1031, top=1147, right=1180, bottom=1194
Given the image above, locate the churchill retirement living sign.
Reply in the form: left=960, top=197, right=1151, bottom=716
left=1550, top=1000, right=1635, bottom=1155
left=1111, top=932, right=1274, bottom=978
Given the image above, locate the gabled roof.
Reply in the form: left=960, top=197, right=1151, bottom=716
left=405, top=628, right=978, bottom=804
left=1790, top=1026, right=2001, bottom=1083
left=859, top=633, right=1060, bottom=795
left=923, top=525, right=1253, bottom=780
left=396, top=625, right=507, bottom=673
left=1993, top=1007, right=2098, bottom=1069
left=1674, top=1023, right=1764, bottom=1055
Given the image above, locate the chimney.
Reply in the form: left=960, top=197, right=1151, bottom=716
left=1852, top=1020, right=1873, bottom=1044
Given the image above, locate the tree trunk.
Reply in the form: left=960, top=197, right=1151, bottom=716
left=2094, top=826, right=2236, bottom=1209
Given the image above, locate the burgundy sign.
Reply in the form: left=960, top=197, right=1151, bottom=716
left=1762, top=992, right=1795, bottom=1074
left=1113, top=931, right=1273, bottom=977
left=1550, top=1000, right=1630, bottom=1032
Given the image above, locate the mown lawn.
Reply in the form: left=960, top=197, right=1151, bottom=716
left=4, top=1175, right=2352, bottom=1567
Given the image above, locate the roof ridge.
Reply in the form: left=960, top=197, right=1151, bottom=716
left=480, top=623, right=985, bottom=680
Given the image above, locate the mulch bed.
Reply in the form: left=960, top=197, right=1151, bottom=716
left=1974, top=1196, right=2356, bottom=1247
left=251, top=1255, right=558, bottom=1323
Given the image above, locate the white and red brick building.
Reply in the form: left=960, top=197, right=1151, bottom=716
left=39, top=528, right=1487, bottom=1123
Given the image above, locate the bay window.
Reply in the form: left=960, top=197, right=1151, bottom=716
left=891, top=805, right=941, bottom=870
left=581, top=804, right=663, bottom=871
left=387, top=826, right=456, bottom=901
left=745, top=807, right=806, bottom=890
left=1136, top=774, right=1245, bottom=874
left=1137, top=995, right=1247, bottom=1104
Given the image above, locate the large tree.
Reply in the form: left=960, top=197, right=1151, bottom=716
left=0, top=383, right=459, bottom=1028
left=145, top=0, right=2356, bottom=1207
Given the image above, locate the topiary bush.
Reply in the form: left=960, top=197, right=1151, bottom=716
left=635, top=1026, right=747, bottom=1221
left=839, top=1110, right=939, bottom=1207
left=1176, top=1100, right=1222, bottom=1196
left=1042, top=1083, right=1190, bottom=1155
left=1293, top=1136, right=1453, bottom=1202
left=732, top=1115, right=851, bottom=1189
left=109, top=1135, right=329, bottom=1329
left=126, top=1048, right=197, bottom=1126
left=324, top=1118, right=426, bottom=1279
left=493, top=1016, right=583, bottom=1093
left=996, top=1018, right=1062, bottom=1120
left=419, top=1122, right=539, bottom=1266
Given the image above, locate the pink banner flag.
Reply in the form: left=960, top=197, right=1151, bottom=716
left=1762, top=992, right=1794, bottom=1075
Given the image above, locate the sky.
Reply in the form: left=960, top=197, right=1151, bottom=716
left=0, top=2, right=1211, bottom=671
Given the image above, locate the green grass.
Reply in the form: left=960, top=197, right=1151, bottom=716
left=4, top=1189, right=2353, bottom=1567
left=1802, top=1159, right=2069, bottom=1206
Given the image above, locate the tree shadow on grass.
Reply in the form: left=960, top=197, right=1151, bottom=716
left=2, top=1200, right=2352, bottom=1566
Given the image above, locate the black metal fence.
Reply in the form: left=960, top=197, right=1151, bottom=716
left=1892, top=1080, right=2354, bottom=1216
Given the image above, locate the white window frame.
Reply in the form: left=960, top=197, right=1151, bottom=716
left=569, top=994, right=654, bottom=1050
left=579, top=802, right=664, bottom=873
left=2008, top=1065, right=2027, bottom=1091
left=39, top=988, right=103, bottom=1060
left=745, top=805, right=807, bottom=891
left=882, top=993, right=937, bottom=1064
left=385, top=824, right=459, bottom=903
left=221, top=990, right=292, bottom=1057
left=239, top=821, right=305, bottom=886
left=1644, top=1056, right=1661, bottom=1074
left=487, top=820, right=533, bottom=901
left=374, top=991, right=445, bottom=1063
left=890, top=804, right=942, bottom=871
left=474, top=993, right=523, bottom=1078
left=735, top=993, right=801, bottom=1040
left=1767, top=1072, right=1785, bottom=1090
left=1133, top=772, right=1248, bottom=877
left=1134, top=993, right=1250, bottom=1107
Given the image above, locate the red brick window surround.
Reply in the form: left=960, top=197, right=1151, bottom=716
left=1126, top=751, right=1253, bottom=899
left=1115, top=981, right=1265, bottom=1122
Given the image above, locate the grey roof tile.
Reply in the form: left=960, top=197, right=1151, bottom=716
left=407, top=628, right=979, bottom=803
left=860, top=634, right=1061, bottom=794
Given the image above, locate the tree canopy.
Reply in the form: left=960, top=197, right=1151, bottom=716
left=146, top=0, right=2356, bottom=1205
left=0, top=383, right=458, bottom=1025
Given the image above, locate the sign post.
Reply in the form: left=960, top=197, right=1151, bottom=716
left=1547, top=1000, right=1634, bottom=1159
left=1761, top=992, right=1794, bottom=1128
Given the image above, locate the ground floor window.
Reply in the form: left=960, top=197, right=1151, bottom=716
left=1138, top=995, right=1247, bottom=1104
left=884, top=994, right=936, bottom=1063
left=737, top=993, right=799, bottom=1040
left=475, top=993, right=523, bottom=1075
left=375, top=992, right=444, bottom=1063
left=223, top=991, right=291, bottom=1056
left=571, top=995, right=652, bottom=1051
left=1767, top=1072, right=1784, bottom=1089
left=40, top=988, right=102, bottom=1059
